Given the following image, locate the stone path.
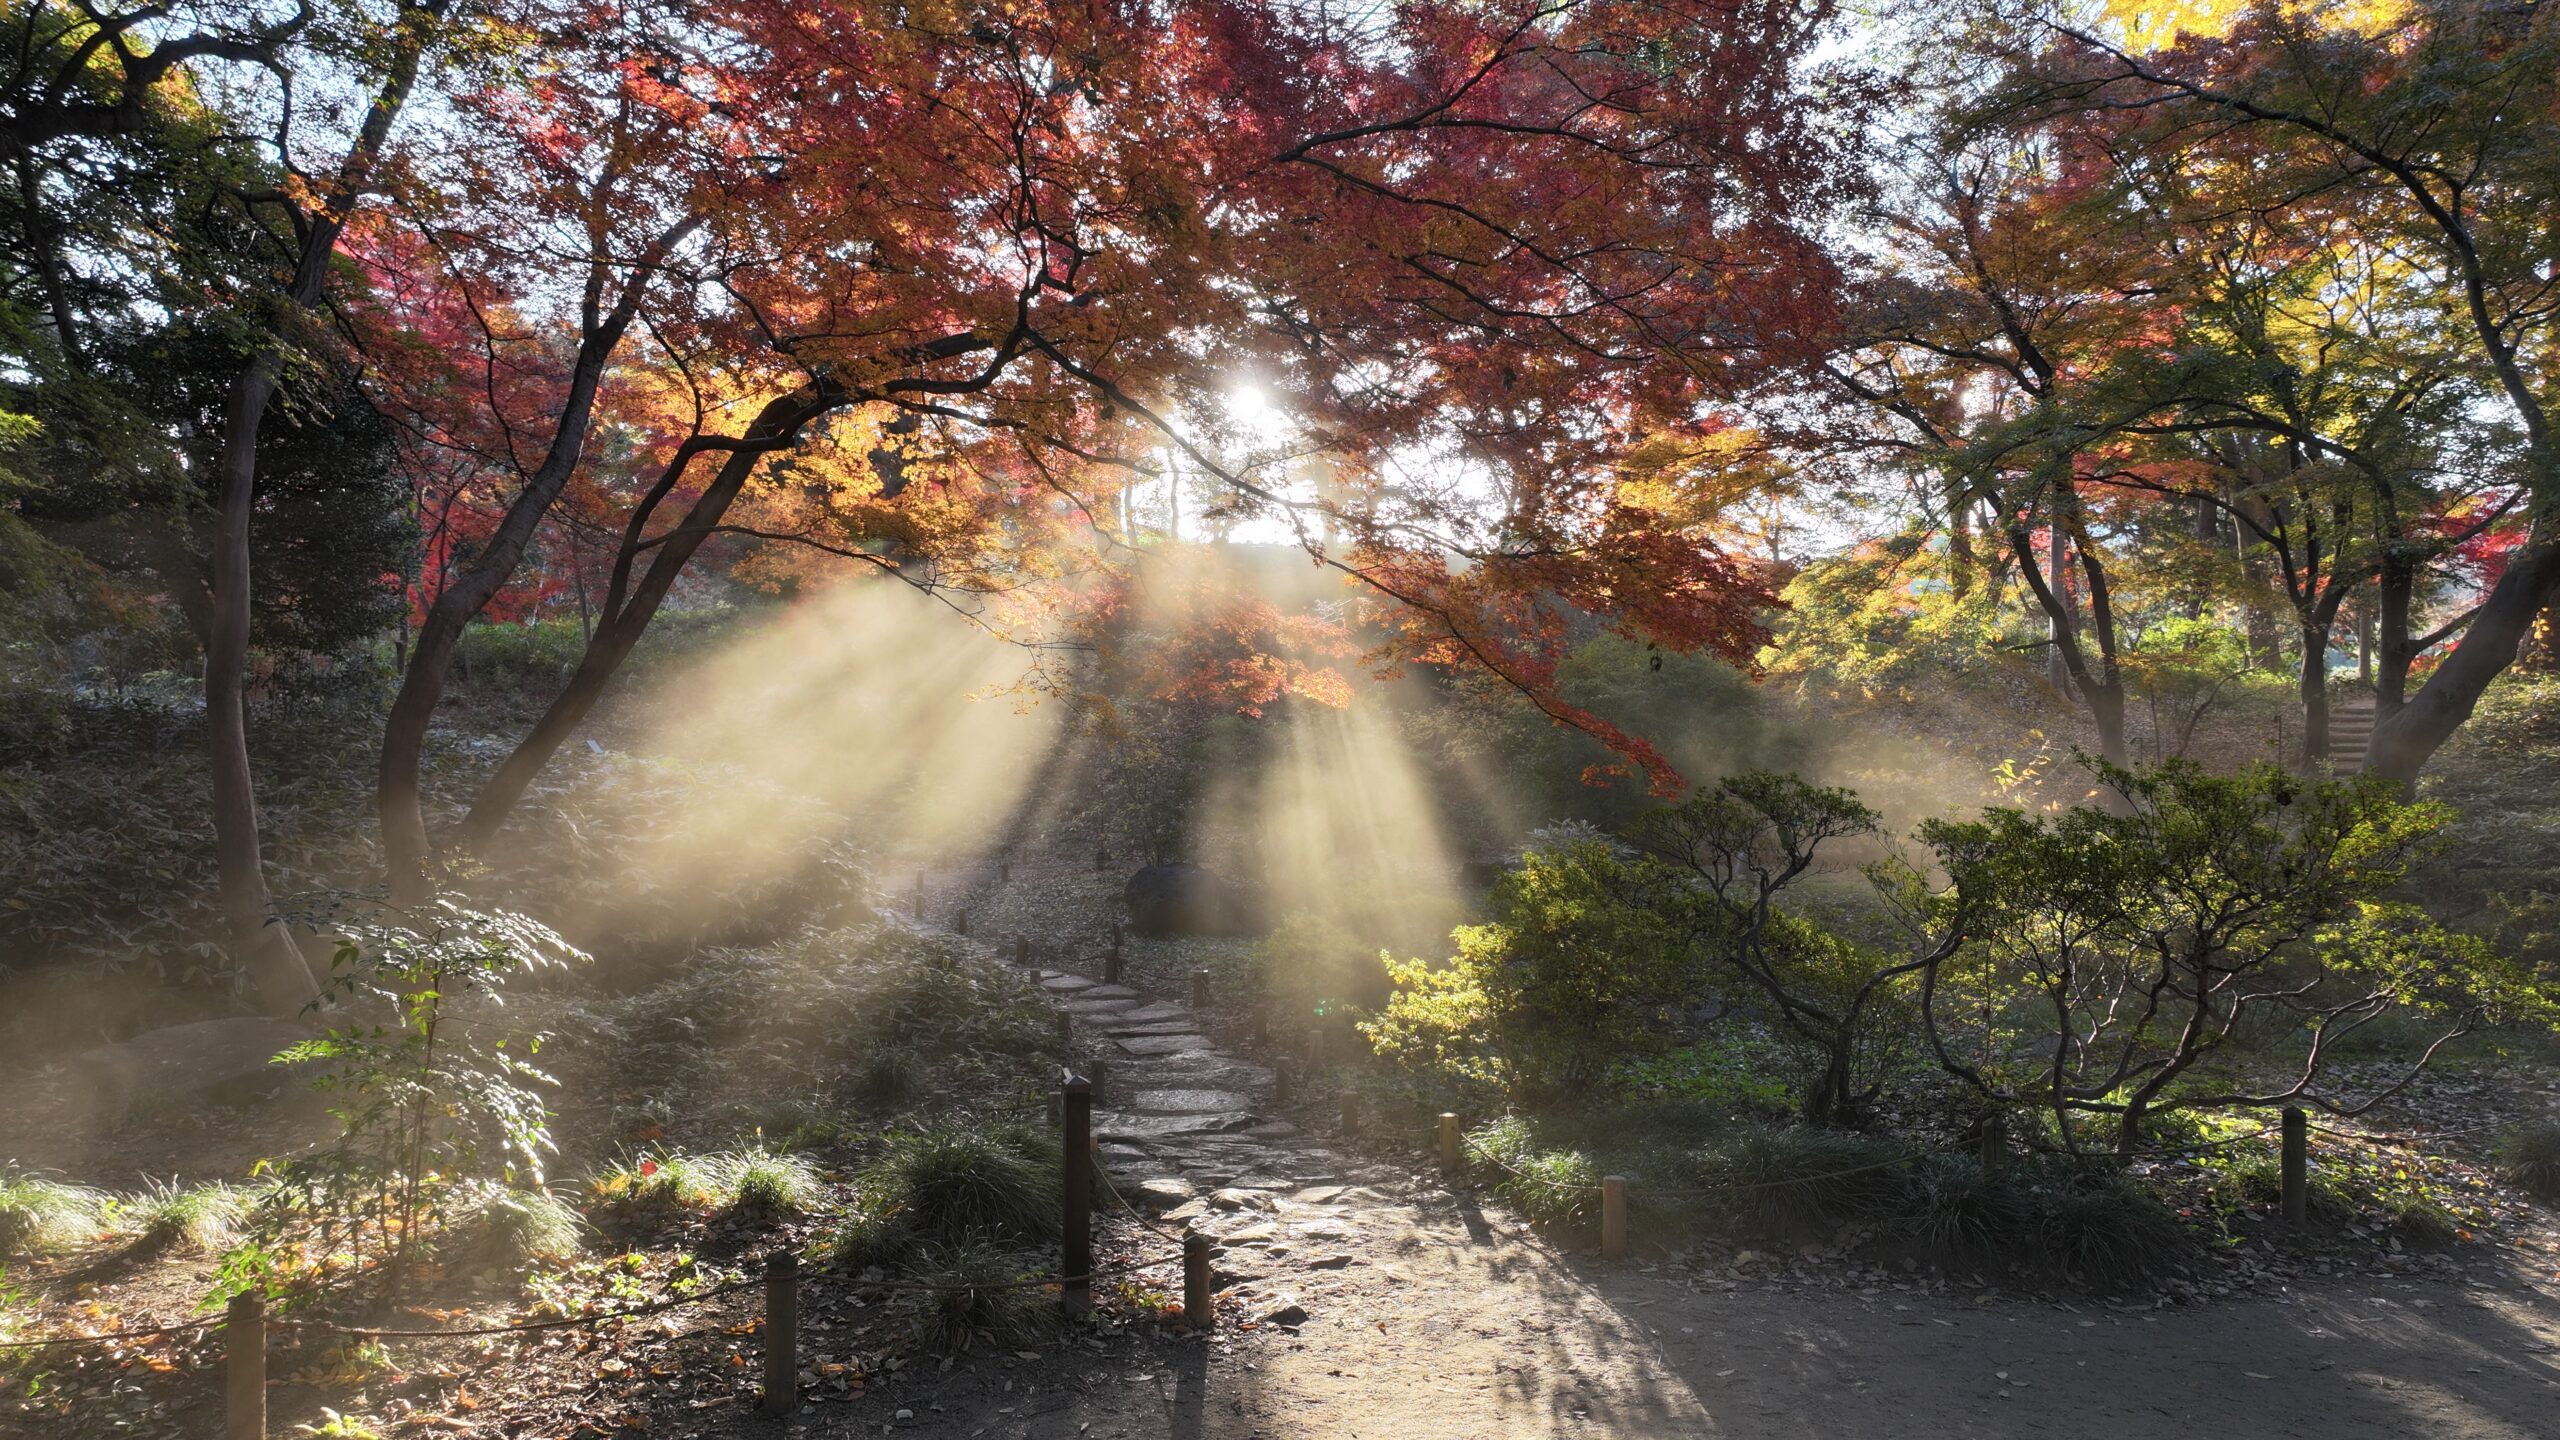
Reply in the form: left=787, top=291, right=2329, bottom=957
left=1032, top=968, right=1408, bottom=1329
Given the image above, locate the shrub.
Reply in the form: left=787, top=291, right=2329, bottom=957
left=719, top=1148, right=823, bottom=1218
left=1892, top=1155, right=2022, bottom=1258
left=1674, top=1126, right=1906, bottom=1237
left=864, top=1124, right=1058, bottom=1244
left=852, top=1045, right=919, bottom=1104
left=1463, top=1117, right=1602, bottom=1228
left=2021, top=1170, right=2189, bottom=1289
left=269, top=898, right=580, bottom=1262
left=438, top=1187, right=585, bottom=1274
left=1368, top=842, right=1697, bottom=1102
left=2201, top=1146, right=2354, bottom=1222
left=812, top=1196, right=913, bottom=1274
left=900, top=1236, right=1051, bottom=1354
left=2389, top=1196, right=2462, bottom=1248
left=587, top=1150, right=726, bottom=1223
left=122, top=1180, right=248, bottom=1253
left=2496, top=1120, right=2560, bottom=1201
left=0, top=1170, right=106, bottom=1257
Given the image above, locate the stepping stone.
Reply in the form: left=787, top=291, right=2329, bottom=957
left=1127, top=1089, right=1253, bottom=1115
left=1105, top=1003, right=1191, bottom=1027
left=1103, top=1021, right=1200, bottom=1038
left=1095, top=1112, right=1257, bottom=1141
left=1062, top=998, right=1141, bottom=1017
left=1113, top=1032, right=1216, bottom=1056
left=1243, top=1122, right=1304, bottom=1141
left=1082, top=985, right=1140, bottom=1001
left=1220, top=1221, right=1281, bottom=1243
left=1292, top=1185, right=1349, bottom=1205
left=1039, top=974, right=1096, bottom=992
left=1211, top=1188, right=1276, bottom=1212
left=1132, top=1178, right=1197, bottom=1209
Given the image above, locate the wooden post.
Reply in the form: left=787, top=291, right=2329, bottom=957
left=761, top=1250, right=799, bottom=1416
left=912, top=871, right=924, bottom=920
left=1601, top=1176, right=1629, bottom=1262
left=1048, top=1088, right=1062, bottom=1127
left=1103, top=944, right=1123, bottom=986
left=2282, top=1106, right=2309, bottom=1225
left=1273, top=1062, right=1291, bottom=1105
left=1015, top=935, right=1031, bottom=966
left=1439, top=1113, right=1460, bottom=1172
left=1339, top=1090, right=1360, bottom=1135
left=1055, top=1010, right=1072, bottom=1042
left=224, top=1292, right=264, bottom=1440
left=1190, top=968, right=1211, bottom=1009
left=1309, top=1025, right=1325, bottom=1069
left=1184, top=1229, right=1214, bottom=1333
left=1979, top=1113, right=2006, bottom=1180
left=1089, top=1058, right=1110, bottom=1105
left=955, top=909, right=970, bottom=938
left=1062, top=1077, right=1094, bottom=1315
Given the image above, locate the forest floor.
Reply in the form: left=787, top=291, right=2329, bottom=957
left=10, top=856, right=2560, bottom=1440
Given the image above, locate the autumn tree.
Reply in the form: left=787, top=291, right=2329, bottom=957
left=1988, top=0, right=2560, bottom=781
left=421, top=0, right=1872, bottom=865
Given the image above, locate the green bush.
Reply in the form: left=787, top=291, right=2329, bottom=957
left=1368, top=842, right=1697, bottom=1102
left=1463, top=1116, right=1604, bottom=1228
left=900, top=1236, right=1052, bottom=1354
left=1891, top=1155, right=2022, bottom=1258
left=863, top=1123, right=1059, bottom=1244
left=852, top=1045, right=920, bottom=1104
left=120, top=1180, right=248, bottom=1253
left=2496, top=1120, right=2560, bottom=1201
left=587, top=1150, right=727, bottom=1223
left=2022, top=1170, right=2190, bottom=1289
left=0, top=1170, right=106, bottom=1256
left=438, top=1187, right=584, bottom=1274
left=719, top=1148, right=823, bottom=1218
left=1673, top=1126, right=1906, bottom=1237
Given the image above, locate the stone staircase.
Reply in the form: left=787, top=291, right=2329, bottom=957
left=2327, top=696, right=2376, bottom=773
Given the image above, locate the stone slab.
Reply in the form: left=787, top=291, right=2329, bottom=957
left=1112, top=1032, right=1216, bottom=1056
left=1127, top=1088, right=1254, bottom=1115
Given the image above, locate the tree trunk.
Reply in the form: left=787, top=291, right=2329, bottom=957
left=2365, top=534, right=2560, bottom=783
left=459, top=385, right=835, bottom=848
left=206, top=354, right=321, bottom=1014
left=374, top=242, right=684, bottom=901
left=202, top=1, right=448, bottom=1010
left=2047, top=520, right=2074, bottom=695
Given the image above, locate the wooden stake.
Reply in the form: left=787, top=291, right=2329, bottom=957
left=1015, top=935, right=1031, bottom=966
left=1979, top=1113, right=2006, bottom=1180
left=1184, top=1230, right=1214, bottom=1333
left=1089, top=1058, right=1110, bottom=1105
left=1190, top=968, right=1211, bottom=1009
left=912, top=871, right=925, bottom=920
left=1439, top=1113, right=1460, bottom=1172
left=1103, top=946, right=1123, bottom=986
left=1062, top=1077, right=1094, bottom=1316
left=955, top=909, right=970, bottom=938
left=761, top=1250, right=799, bottom=1416
left=1601, top=1176, right=1629, bottom=1262
left=2282, top=1106, right=2309, bottom=1225
left=224, top=1293, right=264, bottom=1440
left=1339, top=1090, right=1360, bottom=1135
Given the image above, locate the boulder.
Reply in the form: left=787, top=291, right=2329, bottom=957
left=1122, top=863, right=1260, bottom=937
left=73, top=1017, right=320, bottom=1118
